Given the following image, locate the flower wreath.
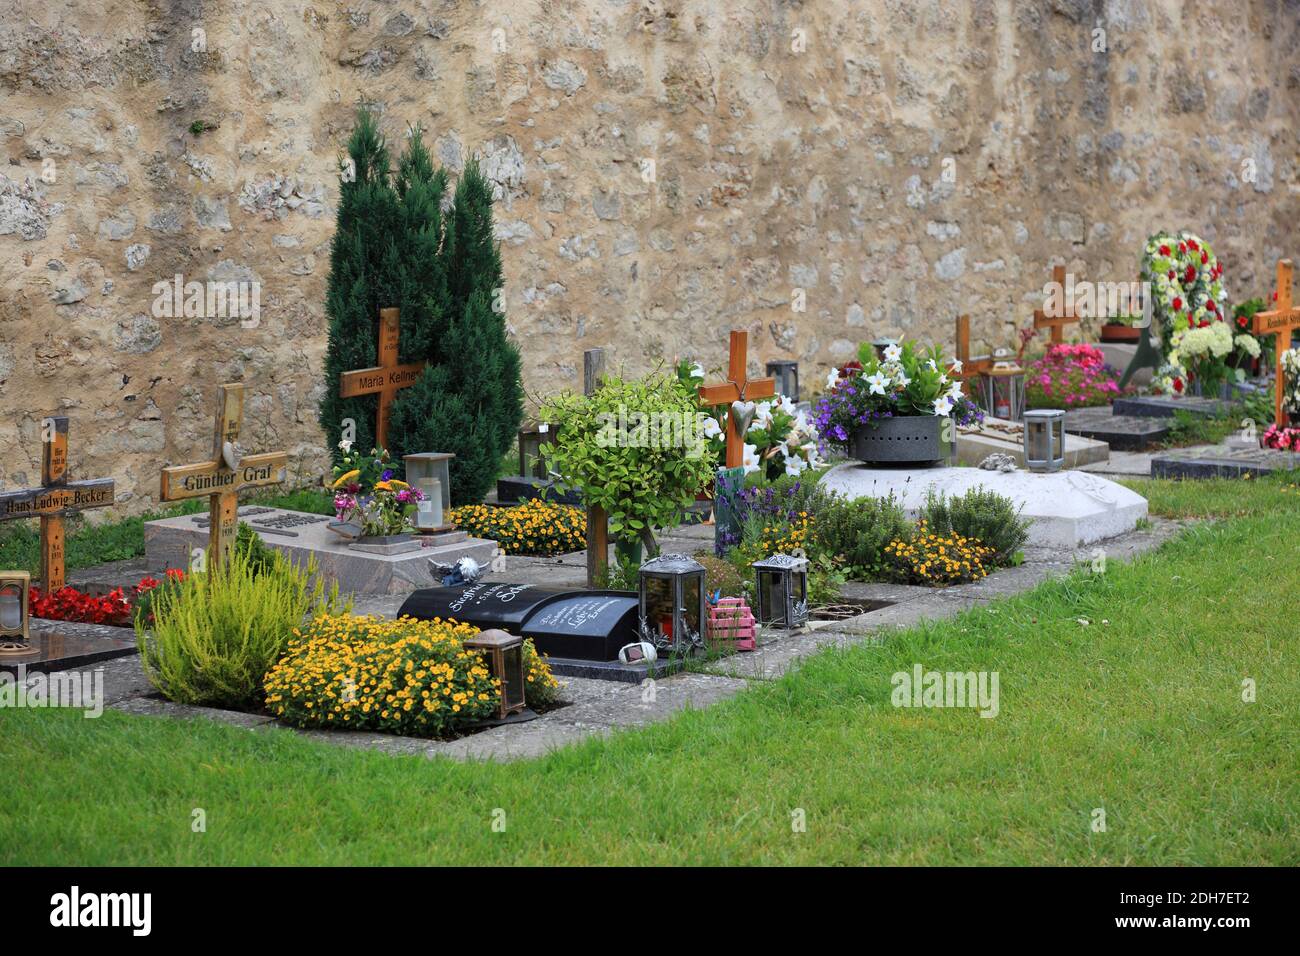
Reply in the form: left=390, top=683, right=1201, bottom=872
left=1139, top=230, right=1228, bottom=357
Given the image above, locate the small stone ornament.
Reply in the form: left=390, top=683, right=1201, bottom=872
left=978, top=452, right=1019, bottom=473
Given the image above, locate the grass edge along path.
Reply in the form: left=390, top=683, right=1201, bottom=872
left=2, top=480, right=1297, bottom=864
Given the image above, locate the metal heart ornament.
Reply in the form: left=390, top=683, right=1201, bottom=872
left=730, top=400, right=757, bottom=435
left=221, top=440, right=244, bottom=471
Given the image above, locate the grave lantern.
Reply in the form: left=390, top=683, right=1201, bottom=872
left=516, top=422, right=554, bottom=480
left=765, top=360, right=800, bottom=402
left=1023, top=409, right=1066, bottom=472
left=0, top=571, right=31, bottom=653
left=637, top=553, right=707, bottom=654
left=403, top=452, right=454, bottom=529
left=464, top=628, right=527, bottom=719
left=979, top=358, right=1026, bottom=422
left=752, top=554, right=809, bottom=629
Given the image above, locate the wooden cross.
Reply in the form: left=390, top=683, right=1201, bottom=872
left=160, top=384, right=288, bottom=569
left=338, top=307, right=427, bottom=450
left=698, top=330, right=775, bottom=468
left=1253, top=259, right=1300, bottom=428
left=0, top=417, right=115, bottom=592
left=953, top=314, right=994, bottom=384
left=1033, top=264, right=1082, bottom=345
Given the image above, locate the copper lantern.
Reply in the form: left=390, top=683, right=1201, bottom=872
left=464, top=628, right=527, bottom=718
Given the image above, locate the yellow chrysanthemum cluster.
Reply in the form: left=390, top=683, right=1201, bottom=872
left=884, top=521, right=994, bottom=586
left=449, top=499, right=586, bottom=556
left=264, top=614, right=558, bottom=737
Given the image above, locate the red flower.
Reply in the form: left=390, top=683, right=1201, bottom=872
left=1173, top=377, right=1184, bottom=393
left=1172, top=296, right=1183, bottom=310
left=1184, top=266, right=1196, bottom=283
left=1178, top=242, right=1187, bottom=253
left=1168, top=270, right=1176, bottom=280
left=1188, top=239, right=1199, bottom=251
left=1159, top=245, right=1171, bottom=256
left=837, top=360, right=863, bottom=380
left=1201, top=252, right=1208, bottom=264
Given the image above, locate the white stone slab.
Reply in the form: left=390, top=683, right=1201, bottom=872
left=820, top=463, right=1147, bottom=548
left=144, top=506, right=497, bottom=595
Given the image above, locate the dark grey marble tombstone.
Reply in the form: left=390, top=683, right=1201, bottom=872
left=397, top=582, right=640, bottom=663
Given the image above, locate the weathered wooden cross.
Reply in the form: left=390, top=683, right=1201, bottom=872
left=338, top=307, right=427, bottom=450
left=953, top=314, right=994, bottom=384
left=160, top=383, right=288, bottom=568
left=0, top=417, right=115, bottom=592
left=698, top=330, right=776, bottom=468
left=1253, top=258, right=1300, bottom=429
left=1033, top=264, right=1083, bottom=345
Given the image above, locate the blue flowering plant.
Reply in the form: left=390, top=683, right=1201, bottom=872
left=813, top=340, right=982, bottom=448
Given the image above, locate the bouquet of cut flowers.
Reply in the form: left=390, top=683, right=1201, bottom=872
left=812, top=340, right=977, bottom=448
left=329, top=443, right=424, bottom=537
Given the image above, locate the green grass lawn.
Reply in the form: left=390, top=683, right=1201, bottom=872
left=1, top=476, right=1297, bottom=864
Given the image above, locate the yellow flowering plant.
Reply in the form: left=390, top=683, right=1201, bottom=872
left=883, top=521, right=994, bottom=586
left=449, top=499, right=586, bottom=556
left=264, top=614, right=558, bottom=737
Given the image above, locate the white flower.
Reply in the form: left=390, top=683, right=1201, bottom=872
left=753, top=401, right=774, bottom=430
left=894, top=371, right=911, bottom=388
left=866, top=371, right=890, bottom=395
left=741, top=443, right=761, bottom=475
left=775, top=395, right=797, bottom=416
left=933, top=396, right=954, bottom=417
left=784, top=455, right=807, bottom=477
left=947, top=381, right=965, bottom=401
left=825, top=368, right=840, bottom=390
left=337, top=439, right=353, bottom=452
left=700, top=415, right=722, bottom=439
left=949, top=359, right=963, bottom=375
left=926, top=359, right=938, bottom=371
left=883, top=343, right=903, bottom=362
left=690, top=362, right=705, bottom=379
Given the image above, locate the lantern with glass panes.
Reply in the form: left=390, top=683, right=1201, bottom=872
left=404, top=452, right=453, bottom=532
left=752, top=554, right=809, bottom=628
left=0, top=570, right=31, bottom=654
left=765, top=360, right=800, bottom=402
left=516, top=422, right=555, bottom=480
left=979, top=354, right=1026, bottom=421
left=463, top=628, right=527, bottom=718
left=637, top=553, right=707, bottom=654
left=1023, top=408, right=1066, bottom=472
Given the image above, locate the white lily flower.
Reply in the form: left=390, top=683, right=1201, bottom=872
left=690, top=362, right=705, bottom=379
left=949, top=359, right=963, bottom=374
left=895, top=371, right=911, bottom=388
left=947, top=381, right=965, bottom=400
left=701, top=415, right=722, bottom=439
left=741, top=442, right=761, bottom=475
left=866, top=371, right=890, bottom=395
left=933, top=396, right=954, bottom=417
left=754, top=401, right=774, bottom=430
left=883, top=343, right=902, bottom=362
left=337, top=439, right=354, bottom=452
left=784, top=456, right=807, bottom=477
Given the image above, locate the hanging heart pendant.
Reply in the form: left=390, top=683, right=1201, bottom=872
left=730, top=400, right=757, bottom=435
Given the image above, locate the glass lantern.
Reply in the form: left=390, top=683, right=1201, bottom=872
left=404, top=452, right=454, bottom=528
left=0, top=570, right=31, bottom=653
left=1023, top=409, right=1066, bottom=472
left=637, top=553, right=707, bottom=655
left=752, top=554, right=809, bottom=628
left=516, top=422, right=554, bottom=479
left=464, top=628, right=527, bottom=718
left=980, top=361, right=1026, bottom=422
left=765, top=360, right=799, bottom=401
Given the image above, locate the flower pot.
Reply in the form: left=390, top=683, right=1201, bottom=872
left=850, top=415, right=946, bottom=466
left=1100, top=324, right=1141, bottom=343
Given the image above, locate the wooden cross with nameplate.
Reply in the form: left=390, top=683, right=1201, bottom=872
left=953, top=314, right=994, bottom=386
left=697, top=330, right=776, bottom=468
left=1033, top=264, right=1083, bottom=345
left=160, top=383, right=288, bottom=568
left=1252, top=259, right=1300, bottom=429
left=0, top=416, right=115, bottom=592
left=338, top=307, right=428, bottom=450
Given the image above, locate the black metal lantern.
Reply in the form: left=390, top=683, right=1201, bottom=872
left=517, top=422, right=554, bottom=479
left=637, top=553, right=707, bottom=654
left=1023, top=409, right=1066, bottom=472
left=0, top=571, right=31, bottom=654
left=464, top=628, right=527, bottom=718
left=752, top=554, right=809, bottom=628
left=765, top=360, right=800, bottom=401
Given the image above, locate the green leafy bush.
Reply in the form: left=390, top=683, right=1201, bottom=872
left=812, top=493, right=912, bottom=580
left=920, top=487, right=1029, bottom=564
left=136, top=546, right=348, bottom=709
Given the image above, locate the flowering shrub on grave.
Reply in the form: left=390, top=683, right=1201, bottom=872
left=330, top=444, right=423, bottom=536
left=883, top=522, right=994, bottom=586
left=449, top=499, right=586, bottom=556
left=678, top=362, right=825, bottom=479
left=1262, top=424, right=1300, bottom=452
left=1024, top=343, right=1122, bottom=409
left=29, top=570, right=186, bottom=626
left=813, top=340, right=974, bottom=449
left=264, top=615, right=559, bottom=736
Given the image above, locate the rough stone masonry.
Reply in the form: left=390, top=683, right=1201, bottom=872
left=1, top=0, right=1297, bottom=514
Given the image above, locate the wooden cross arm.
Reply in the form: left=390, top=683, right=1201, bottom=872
left=0, top=479, right=116, bottom=520
left=339, top=361, right=428, bottom=398
left=160, top=452, right=289, bottom=502
left=743, top=377, right=776, bottom=401
left=698, top=383, right=740, bottom=406
left=1251, top=307, right=1300, bottom=337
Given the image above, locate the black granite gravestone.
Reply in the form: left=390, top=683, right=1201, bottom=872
left=397, top=582, right=640, bottom=663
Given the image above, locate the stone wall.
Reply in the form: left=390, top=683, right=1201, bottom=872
left=2, top=0, right=1297, bottom=514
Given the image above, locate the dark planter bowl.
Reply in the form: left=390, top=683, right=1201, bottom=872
left=851, top=415, right=945, bottom=466
left=1100, top=324, right=1141, bottom=343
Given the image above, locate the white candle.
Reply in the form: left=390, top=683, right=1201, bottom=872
left=0, top=592, right=21, bottom=630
